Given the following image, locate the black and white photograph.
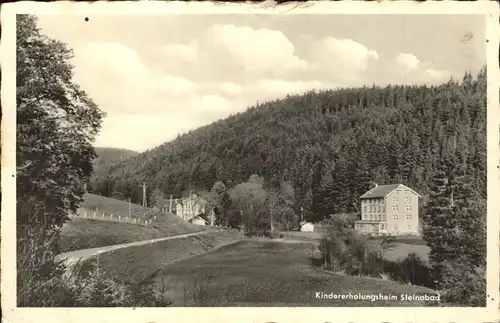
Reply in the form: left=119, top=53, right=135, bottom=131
left=1, top=1, right=499, bottom=322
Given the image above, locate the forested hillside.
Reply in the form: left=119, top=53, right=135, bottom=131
left=90, top=68, right=486, bottom=222
left=94, top=147, right=139, bottom=164
left=91, top=147, right=139, bottom=178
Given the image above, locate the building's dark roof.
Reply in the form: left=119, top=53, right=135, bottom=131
left=360, top=183, right=422, bottom=199
left=188, top=214, right=208, bottom=222
left=360, top=184, right=402, bottom=199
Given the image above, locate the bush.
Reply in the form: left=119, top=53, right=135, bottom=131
left=66, top=257, right=172, bottom=307
left=319, top=214, right=367, bottom=271
left=17, top=225, right=77, bottom=307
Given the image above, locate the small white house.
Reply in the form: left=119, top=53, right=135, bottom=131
left=300, top=221, right=314, bottom=232
left=189, top=215, right=208, bottom=226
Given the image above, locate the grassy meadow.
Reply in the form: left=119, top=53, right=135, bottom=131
left=151, top=240, right=437, bottom=306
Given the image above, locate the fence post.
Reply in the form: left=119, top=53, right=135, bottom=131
left=84, top=211, right=87, bottom=218
left=110, top=214, right=113, bottom=220
left=102, top=213, right=105, bottom=218
left=93, top=212, right=96, bottom=219
left=119, top=215, right=121, bottom=221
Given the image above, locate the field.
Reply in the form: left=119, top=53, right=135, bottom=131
left=151, top=240, right=437, bottom=306
left=60, top=193, right=202, bottom=252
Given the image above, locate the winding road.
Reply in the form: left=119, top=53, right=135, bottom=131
left=56, top=230, right=209, bottom=269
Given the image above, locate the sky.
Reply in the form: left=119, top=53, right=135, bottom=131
left=35, top=14, right=486, bottom=153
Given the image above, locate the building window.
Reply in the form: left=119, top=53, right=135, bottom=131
left=392, top=204, right=399, bottom=211
left=406, top=213, right=411, bottom=220
left=392, top=214, right=398, bottom=220
left=408, top=224, right=412, bottom=230
left=405, top=205, right=411, bottom=212
left=378, top=205, right=382, bottom=212
left=378, top=214, right=383, bottom=221
left=393, top=196, right=397, bottom=203
left=381, top=223, right=386, bottom=230
left=405, top=196, right=411, bottom=203
left=364, top=205, right=367, bottom=213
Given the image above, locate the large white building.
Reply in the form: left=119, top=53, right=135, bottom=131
left=354, top=183, right=421, bottom=236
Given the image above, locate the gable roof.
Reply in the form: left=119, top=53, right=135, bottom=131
left=188, top=214, right=208, bottom=223
left=360, top=184, right=422, bottom=199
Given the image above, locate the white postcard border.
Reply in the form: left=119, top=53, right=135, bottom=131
left=1, top=1, right=499, bottom=323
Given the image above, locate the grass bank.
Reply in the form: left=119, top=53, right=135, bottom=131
left=60, top=193, right=202, bottom=252
left=77, top=229, right=243, bottom=283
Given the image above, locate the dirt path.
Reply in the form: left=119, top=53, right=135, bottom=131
left=56, top=230, right=209, bottom=268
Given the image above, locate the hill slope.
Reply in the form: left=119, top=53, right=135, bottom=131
left=60, top=193, right=202, bottom=252
left=91, top=147, right=139, bottom=179
left=94, top=147, right=139, bottom=164
left=90, top=69, right=487, bottom=221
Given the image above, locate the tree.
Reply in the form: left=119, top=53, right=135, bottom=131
left=422, top=159, right=455, bottom=284
left=16, top=15, right=104, bottom=305
left=210, top=181, right=228, bottom=225
left=220, top=191, right=232, bottom=226
left=17, top=15, right=105, bottom=229
left=265, top=181, right=298, bottom=232
left=150, top=188, right=166, bottom=209
left=229, top=175, right=268, bottom=233
left=422, top=151, right=486, bottom=305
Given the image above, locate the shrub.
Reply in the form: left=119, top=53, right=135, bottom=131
left=319, top=214, right=367, bottom=271
left=17, top=225, right=78, bottom=307
left=69, top=257, right=172, bottom=307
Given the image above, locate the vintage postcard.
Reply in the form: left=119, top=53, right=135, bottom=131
left=1, top=1, right=499, bottom=322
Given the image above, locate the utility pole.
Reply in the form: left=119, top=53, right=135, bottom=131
left=121, top=151, right=124, bottom=181
left=142, top=182, right=148, bottom=208
left=189, top=190, right=193, bottom=220
left=270, top=201, right=274, bottom=233
left=240, top=209, right=244, bottom=233
left=169, top=195, right=173, bottom=213
left=300, top=206, right=304, bottom=222
left=128, top=198, right=131, bottom=218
